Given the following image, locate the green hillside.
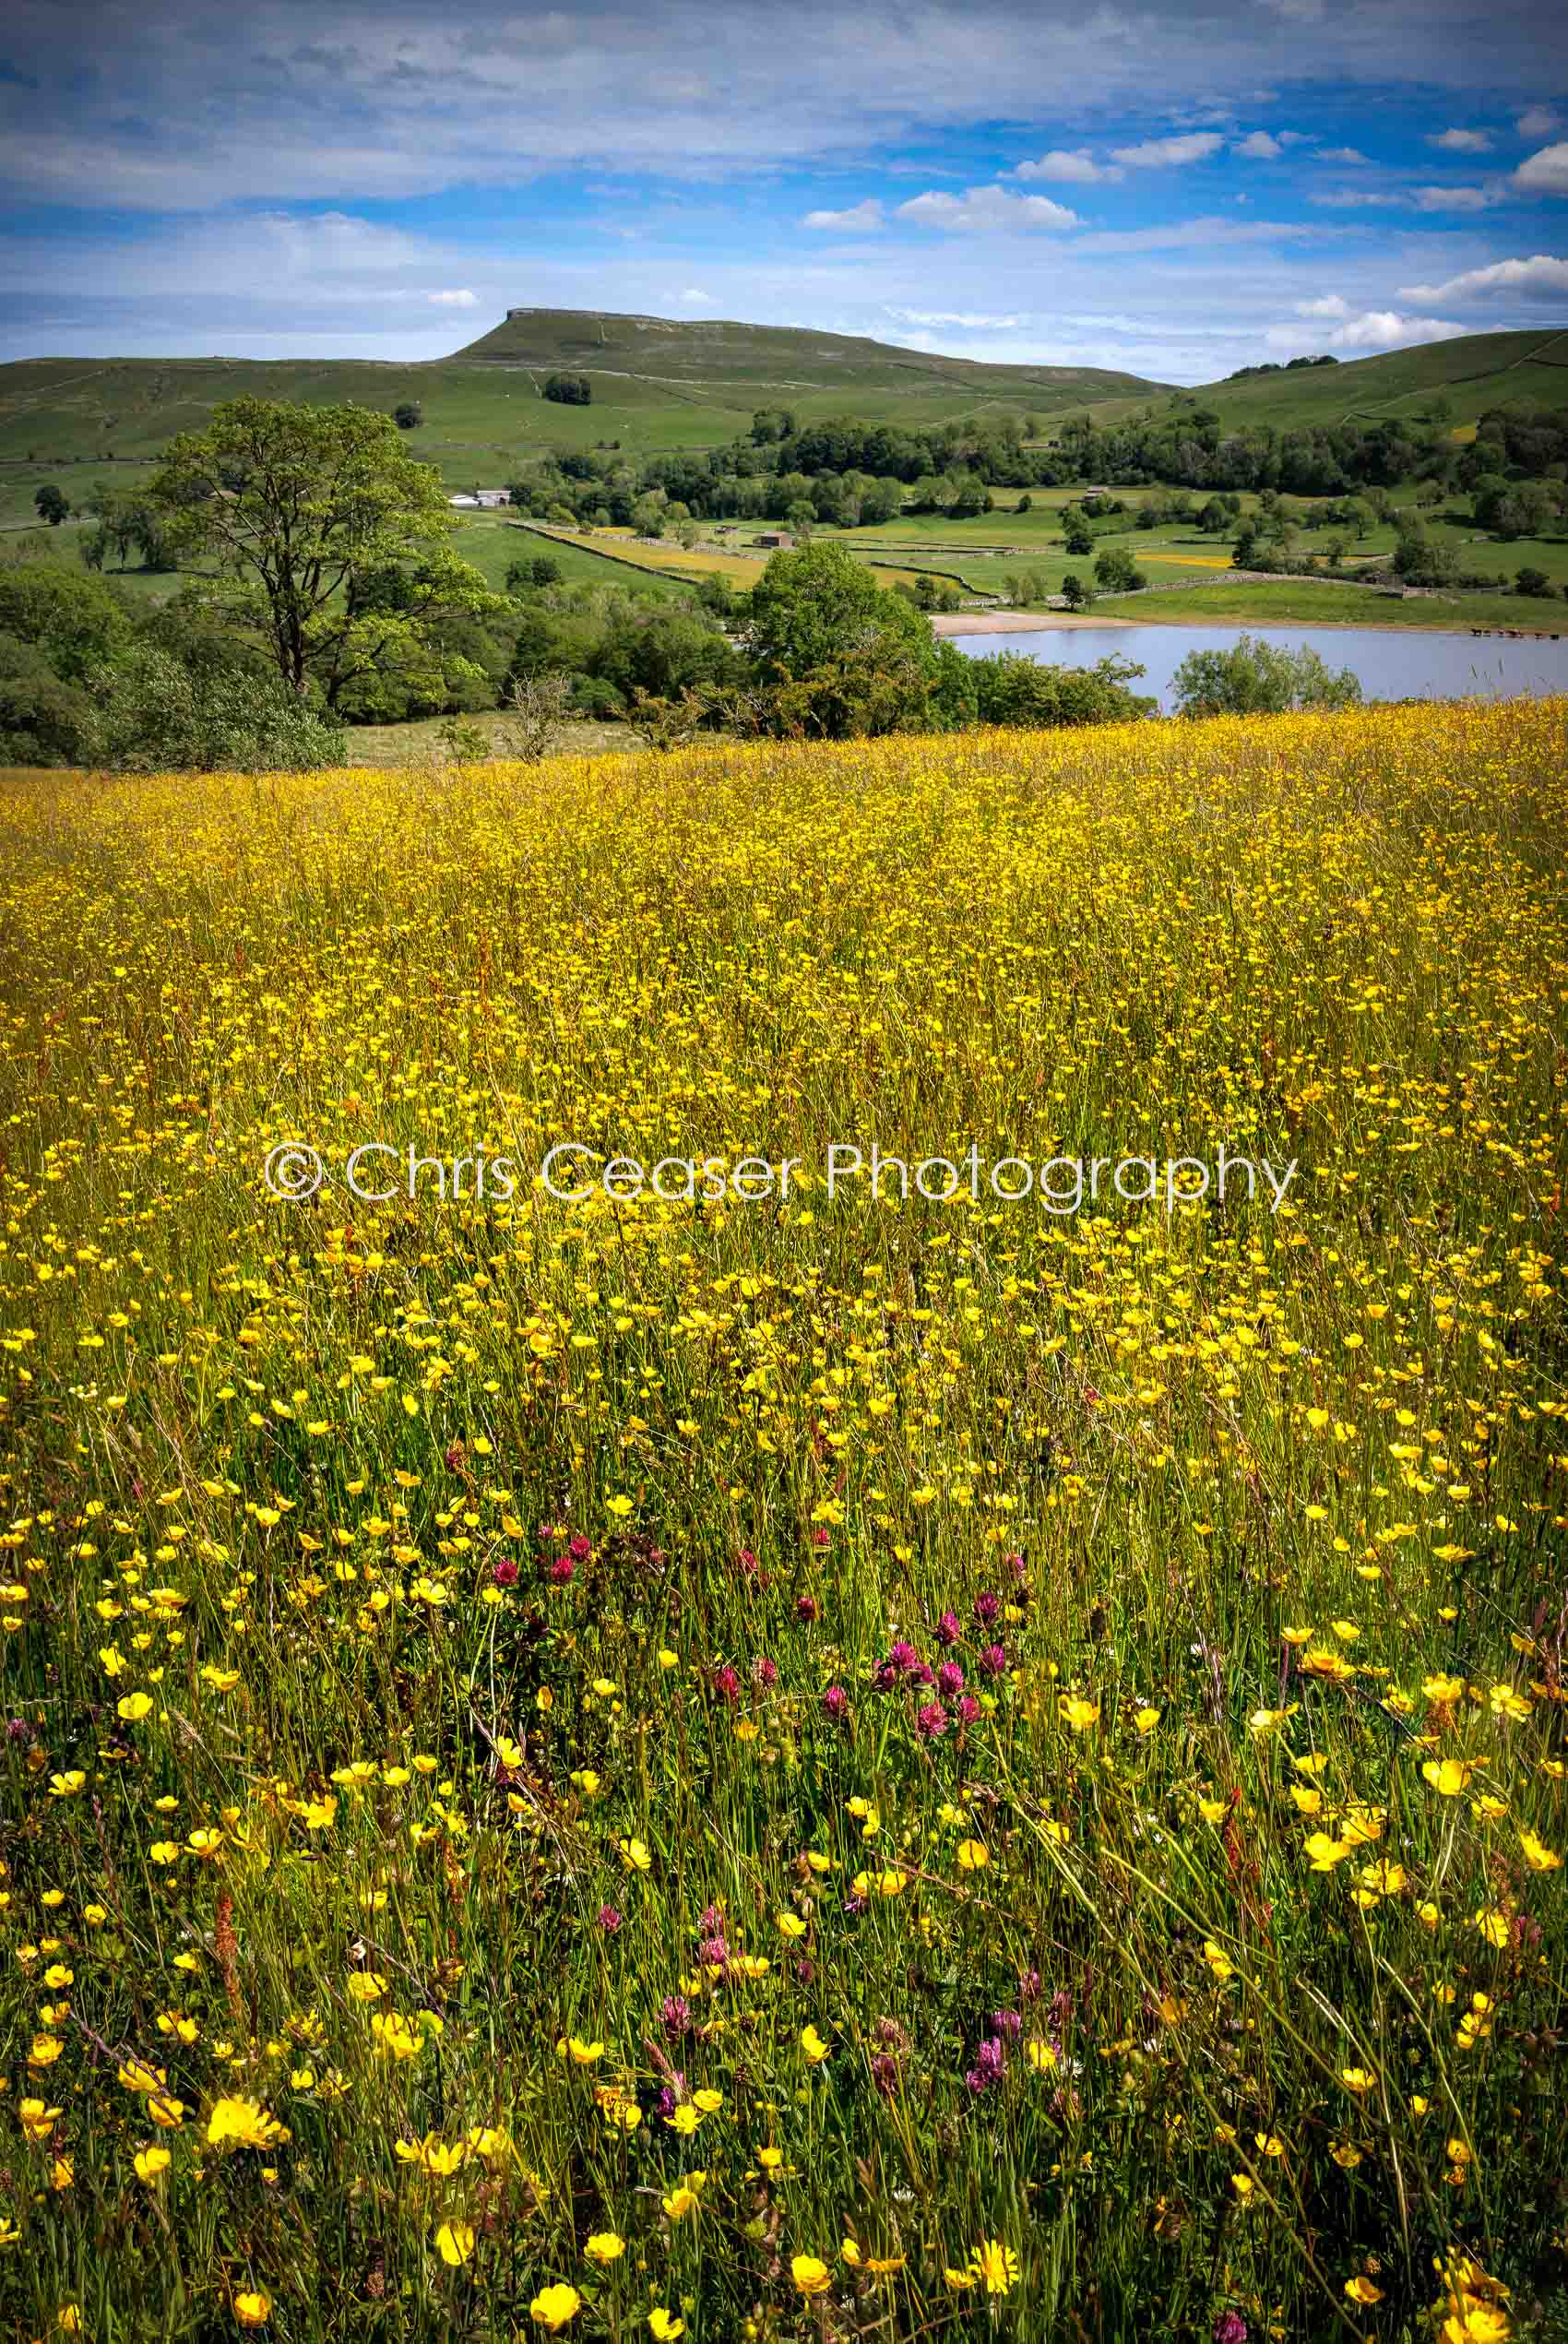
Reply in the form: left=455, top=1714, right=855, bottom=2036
left=452, top=304, right=1161, bottom=403
left=2, top=314, right=1564, bottom=541
left=1080, top=328, right=1568, bottom=434
left=0, top=315, right=1166, bottom=527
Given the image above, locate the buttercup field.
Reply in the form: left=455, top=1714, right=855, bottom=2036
left=1, top=701, right=1564, bottom=2340
left=6, top=0, right=1568, bottom=2333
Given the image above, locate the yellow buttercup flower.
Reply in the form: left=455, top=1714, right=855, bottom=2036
left=529, top=2283, right=581, bottom=2329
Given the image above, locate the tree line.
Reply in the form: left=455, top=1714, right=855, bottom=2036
left=496, top=395, right=1568, bottom=536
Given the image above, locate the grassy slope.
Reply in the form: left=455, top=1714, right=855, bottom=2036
left=451, top=305, right=1160, bottom=403
left=0, top=314, right=1165, bottom=516
left=1070, top=327, right=1568, bottom=434
left=4, top=323, right=1564, bottom=506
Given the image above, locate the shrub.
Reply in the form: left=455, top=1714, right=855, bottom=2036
left=1172, top=634, right=1363, bottom=719
left=87, top=645, right=347, bottom=771
left=971, top=651, right=1152, bottom=728
left=568, top=674, right=626, bottom=720
left=505, top=553, right=564, bottom=594
left=0, top=669, right=95, bottom=765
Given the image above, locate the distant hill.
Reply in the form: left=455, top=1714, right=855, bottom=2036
left=1100, top=328, right=1568, bottom=434
left=451, top=305, right=1163, bottom=404
left=0, top=315, right=1563, bottom=530
left=0, top=312, right=1165, bottom=522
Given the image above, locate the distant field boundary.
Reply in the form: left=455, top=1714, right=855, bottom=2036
left=511, top=520, right=704, bottom=592
left=861, top=555, right=983, bottom=592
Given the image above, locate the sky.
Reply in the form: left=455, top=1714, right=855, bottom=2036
left=2, top=0, right=1567, bottom=382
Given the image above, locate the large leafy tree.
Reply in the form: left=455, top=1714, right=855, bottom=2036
left=744, top=540, right=965, bottom=739
left=148, top=399, right=505, bottom=709
left=0, top=562, right=132, bottom=681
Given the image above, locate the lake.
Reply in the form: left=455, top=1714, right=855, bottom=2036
left=953, top=622, right=1568, bottom=714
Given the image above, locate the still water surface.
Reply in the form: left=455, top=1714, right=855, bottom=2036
left=955, top=623, right=1568, bottom=713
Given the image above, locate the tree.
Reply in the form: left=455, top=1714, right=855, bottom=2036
left=593, top=604, right=738, bottom=704
left=543, top=373, right=591, bottom=406
left=0, top=632, right=94, bottom=764
left=905, top=573, right=959, bottom=613
left=393, top=401, right=424, bottom=430
left=496, top=672, right=575, bottom=760
left=80, top=489, right=175, bottom=573
left=148, top=399, right=506, bottom=709
left=34, top=484, right=69, bottom=527
left=1515, top=566, right=1555, bottom=598
left=745, top=540, right=950, bottom=739
left=1171, top=634, right=1363, bottom=719
left=1093, top=547, right=1145, bottom=594
left=0, top=563, right=132, bottom=682
left=860, top=479, right=902, bottom=526
left=1391, top=520, right=1454, bottom=588
left=1063, top=511, right=1095, bottom=557
left=1061, top=573, right=1093, bottom=610
left=505, top=553, right=564, bottom=595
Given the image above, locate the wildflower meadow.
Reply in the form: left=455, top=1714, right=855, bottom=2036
left=0, top=699, right=1564, bottom=2343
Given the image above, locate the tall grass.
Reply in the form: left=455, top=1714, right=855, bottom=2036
left=0, top=702, right=1563, bottom=2343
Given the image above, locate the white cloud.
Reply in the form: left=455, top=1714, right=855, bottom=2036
left=895, top=184, right=1079, bottom=232
left=1516, top=107, right=1562, bottom=140
left=1329, top=311, right=1467, bottom=350
left=1014, top=148, right=1123, bottom=184
left=677, top=286, right=716, bottom=303
left=1109, top=131, right=1224, bottom=169
left=0, top=0, right=1564, bottom=220
left=1317, top=181, right=1505, bottom=211
left=1016, top=148, right=1124, bottom=184
left=1309, top=188, right=1408, bottom=207
left=1316, top=146, right=1371, bottom=163
left=1411, top=182, right=1503, bottom=209
left=1071, top=213, right=1320, bottom=253
left=1271, top=297, right=1467, bottom=351
left=1516, top=141, right=1568, bottom=194
left=1428, top=126, right=1493, bottom=151
left=802, top=198, right=885, bottom=231
left=1234, top=130, right=1283, bottom=158
left=885, top=306, right=1026, bottom=327
left=1398, top=253, right=1568, bottom=301
left=426, top=287, right=478, bottom=306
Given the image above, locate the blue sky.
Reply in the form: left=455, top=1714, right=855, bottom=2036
left=2, top=0, right=1566, bottom=381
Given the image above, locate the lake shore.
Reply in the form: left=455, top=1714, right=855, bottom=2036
left=934, top=604, right=1567, bottom=639
left=932, top=609, right=1134, bottom=635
